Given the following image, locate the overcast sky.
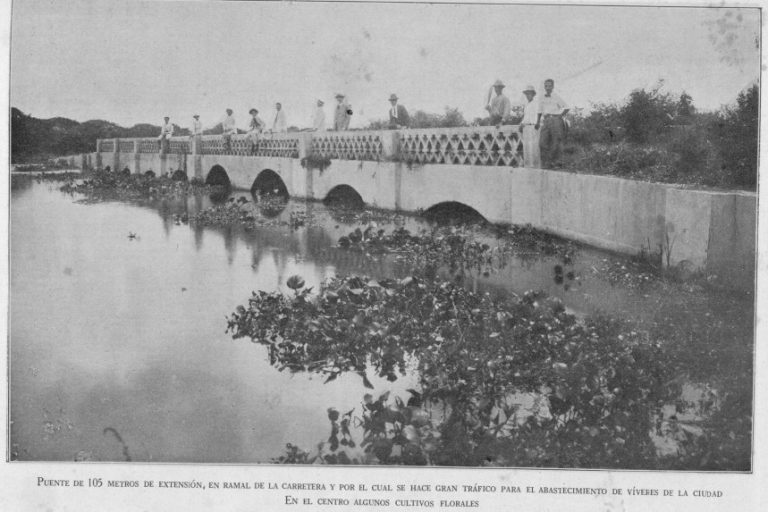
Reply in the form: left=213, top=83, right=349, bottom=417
left=9, top=0, right=761, bottom=131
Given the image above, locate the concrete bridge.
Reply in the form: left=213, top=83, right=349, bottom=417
left=65, top=126, right=755, bottom=291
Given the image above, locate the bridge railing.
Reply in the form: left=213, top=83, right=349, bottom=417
left=96, top=125, right=523, bottom=167
left=197, top=133, right=301, bottom=158
left=310, top=130, right=387, bottom=161
left=399, top=125, right=523, bottom=166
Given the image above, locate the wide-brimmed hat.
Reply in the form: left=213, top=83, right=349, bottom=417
left=388, top=94, right=399, bottom=101
left=335, top=93, right=345, bottom=98
left=226, top=108, right=233, bottom=113
left=522, top=85, right=536, bottom=94
left=249, top=108, right=258, bottom=114
left=193, top=114, right=200, bottom=118
left=493, top=79, right=505, bottom=88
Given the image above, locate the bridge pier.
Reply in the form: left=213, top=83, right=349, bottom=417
left=112, top=138, right=120, bottom=171
left=133, top=141, right=141, bottom=174
left=190, top=136, right=202, bottom=179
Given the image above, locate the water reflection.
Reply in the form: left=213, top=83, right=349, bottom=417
left=9, top=181, right=753, bottom=464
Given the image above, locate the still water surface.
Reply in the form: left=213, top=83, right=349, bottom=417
left=10, top=179, right=752, bottom=462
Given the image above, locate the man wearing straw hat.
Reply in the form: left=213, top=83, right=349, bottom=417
left=191, top=114, right=203, bottom=137
left=387, top=94, right=410, bottom=129
left=485, top=79, right=511, bottom=126
left=519, top=85, right=541, bottom=168
left=333, top=93, right=353, bottom=131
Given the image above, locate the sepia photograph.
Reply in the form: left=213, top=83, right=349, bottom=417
left=2, top=0, right=765, bottom=510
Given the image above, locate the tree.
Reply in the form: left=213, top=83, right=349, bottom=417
left=620, top=82, right=676, bottom=144
left=676, top=92, right=695, bottom=123
left=716, top=84, right=758, bottom=188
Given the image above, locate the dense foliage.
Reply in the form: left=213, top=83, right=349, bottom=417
left=565, top=83, right=758, bottom=189
left=10, top=108, right=188, bottom=162
left=228, top=272, right=690, bottom=468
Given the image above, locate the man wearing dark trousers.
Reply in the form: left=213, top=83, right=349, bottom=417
left=535, top=79, right=569, bottom=169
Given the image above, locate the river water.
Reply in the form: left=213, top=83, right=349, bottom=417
left=9, top=177, right=754, bottom=463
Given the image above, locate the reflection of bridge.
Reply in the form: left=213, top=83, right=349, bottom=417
left=65, top=126, right=755, bottom=291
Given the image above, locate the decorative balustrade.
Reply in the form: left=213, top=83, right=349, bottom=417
left=199, top=134, right=300, bottom=157
left=97, top=126, right=525, bottom=167
left=311, top=131, right=383, bottom=161
left=258, top=136, right=300, bottom=158
left=138, top=139, right=160, bottom=153
left=168, top=138, right=189, bottom=154
left=399, top=126, right=523, bottom=166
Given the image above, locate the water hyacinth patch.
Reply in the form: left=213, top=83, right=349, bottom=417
left=336, top=224, right=577, bottom=278
left=228, top=273, right=693, bottom=468
left=59, top=168, right=224, bottom=201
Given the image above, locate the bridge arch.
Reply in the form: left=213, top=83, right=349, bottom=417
left=251, top=169, right=289, bottom=198
left=205, top=165, right=231, bottom=187
left=422, top=201, right=487, bottom=225
left=323, top=184, right=365, bottom=209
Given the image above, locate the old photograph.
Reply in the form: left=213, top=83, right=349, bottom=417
left=3, top=0, right=765, bottom=509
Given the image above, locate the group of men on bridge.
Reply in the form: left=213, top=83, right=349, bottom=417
left=485, top=78, right=569, bottom=169
left=157, top=79, right=568, bottom=168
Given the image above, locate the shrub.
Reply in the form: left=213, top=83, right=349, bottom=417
left=714, top=84, right=758, bottom=189
left=568, top=103, right=622, bottom=145
left=567, top=142, right=672, bottom=179
left=668, top=125, right=715, bottom=182
left=620, top=83, right=677, bottom=144
left=367, top=107, right=468, bottom=130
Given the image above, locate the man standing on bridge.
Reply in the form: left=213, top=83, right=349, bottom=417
left=222, top=108, right=237, bottom=151
left=158, top=116, right=173, bottom=154
left=312, top=99, right=326, bottom=131
left=388, top=94, right=410, bottom=129
left=190, top=114, right=203, bottom=150
left=519, top=85, right=541, bottom=168
left=333, top=93, right=353, bottom=131
left=535, top=79, right=569, bottom=169
left=272, top=102, right=287, bottom=133
left=248, top=108, right=265, bottom=154
left=485, top=80, right=511, bottom=126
